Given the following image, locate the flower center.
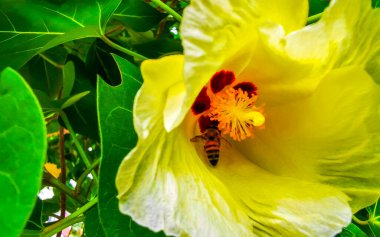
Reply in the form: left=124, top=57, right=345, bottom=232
left=209, top=87, right=265, bottom=141
left=191, top=70, right=265, bottom=141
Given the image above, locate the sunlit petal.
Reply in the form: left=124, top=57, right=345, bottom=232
left=117, top=57, right=353, bottom=237
left=236, top=66, right=380, bottom=212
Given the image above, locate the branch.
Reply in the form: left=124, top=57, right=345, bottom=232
left=57, top=127, right=67, bottom=237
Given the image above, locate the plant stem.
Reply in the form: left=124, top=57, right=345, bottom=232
left=307, top=12, right=322, bottom=24
left=41, top=197, right=98, bottom=237
left=352, top=215, right=369, bottom=225
left=60, top=112, right=99, bottom=183
left=150, top=0, right=182, bottom=22
left=39, top=53, right=64, bottom=69
left=75, top=159, right=100, bottom=196
left=42, top=216, right=84, bottom=237
left=100, top=35, right=148, bottom=61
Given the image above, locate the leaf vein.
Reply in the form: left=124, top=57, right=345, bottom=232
left=0, top=33, right=20, bottom=45
left=0, top=10, right=16, bottom=31
left=13, top=47, right=42, bottom=54
left=113, top=13, right=157, bottom=19
left=0, top=30, right=63, bottom=35
left=43, top=7, right=85, bottom=28
left=0, top=171, right=20, bottom=194
left=122, top=73, right=142, bottom=85
left=42, top=19, right=50, bottom=32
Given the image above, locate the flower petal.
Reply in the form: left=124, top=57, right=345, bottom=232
left=117, top=114, right=351, bottom=237
left=117, top=56, right=351, bottom=237
left=132, top=55, right=185, bottom=137
left=177, top=0, right=309, bottom=130
left=238, top=0, right=380, bottom=107
left=118, top=116, right=351, bottom=237
left=116, top=125, right=253, bottom=237
left=286, top=0, right=380, bottom=73
left=236, top=26, right=324, bottom=106
left=178, top=0, right=257, bottom=131
left=212, top=148, right=351, bottom=236
left=249, top=0, right=308, bottom=33
left=236, top=66, right=380, bottom=212
left=117, top=56, right=252, bottom=236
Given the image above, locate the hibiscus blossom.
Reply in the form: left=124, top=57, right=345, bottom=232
left=116, top=0, right=380, bottom=236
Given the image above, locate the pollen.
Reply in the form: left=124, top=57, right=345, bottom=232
left=209, top=87, right=265, bottom=141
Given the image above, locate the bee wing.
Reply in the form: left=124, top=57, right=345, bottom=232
left=220, top=136, right=232, bottom=148
left=190, top=135, right=206, bottom=143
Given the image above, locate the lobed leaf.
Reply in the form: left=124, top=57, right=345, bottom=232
left=0, top=0, right=121, bottom=70
left=112, top=0, right=166, bottom=31
left=97, top=55, right=166, bottom=237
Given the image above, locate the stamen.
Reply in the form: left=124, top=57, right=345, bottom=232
left=208, top=88, right=265, bottom=141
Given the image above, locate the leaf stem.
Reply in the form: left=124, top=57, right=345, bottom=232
left=307, top=12, right=322, bottom=24
left=60, top=111, right=99, bottom=183
left=39, top=53, right=64, bottom=69
left=75, top=158, right=100, bottom=196
left=150, top=0, right=182, bottom=22
left=352, top=215, right=369, bottom=225
left=41, top=197, right=97, bottom=237
left=100, top=35, right=148, bottom=61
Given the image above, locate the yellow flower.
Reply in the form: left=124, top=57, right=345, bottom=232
left=116, top=0, right=380, bottom=236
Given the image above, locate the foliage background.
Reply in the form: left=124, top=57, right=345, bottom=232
left=0, top=0, right=379, bottom=236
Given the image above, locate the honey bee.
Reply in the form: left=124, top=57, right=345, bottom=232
left=190, top=126, right=222, bottom=167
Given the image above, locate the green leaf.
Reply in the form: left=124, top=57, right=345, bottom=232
left=32, top=90, right=90, bottom=115
left=61, top=91, right=90, bottom=109
left=19, top=51, right=65, bottom=99
left=112, top=0, right=165, bottom=31
left=0, top=68, right=47, bottom=237
left=85, top=205, right=106, bottom=237
left=62, top=61, right=76, bottom=98
left=373, top=0, right=380, bottom=7
left=86, top=39, right=124, bottom=86
left=0, top=0, right=121, bottom=70
left=33, top=89, right=60, bottom=114
left=24, top=198, right=44, bottom=231
left=134, top=38, right=183, bottom=58
left=97, top=55, right=166, bottom=237
left=61, top=56, right=99, bottom=140
left=308, top=0, right=329, bottom=16
left=339, top=223, right=369, bottom=237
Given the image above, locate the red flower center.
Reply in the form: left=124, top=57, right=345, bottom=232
left=191, top=70, right=265, bottom=141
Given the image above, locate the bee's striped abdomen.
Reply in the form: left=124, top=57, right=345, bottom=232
left=204, top=140, right=220, bottom=166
